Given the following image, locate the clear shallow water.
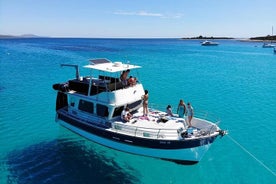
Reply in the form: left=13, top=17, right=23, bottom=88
left=0, top=38, right=275, bottom=183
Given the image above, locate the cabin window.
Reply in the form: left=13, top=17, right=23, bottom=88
left=78, top=100, right=94, bottom=114
left=97, top=104, right=109, bottom=117
left=113, top=106, right=124, bottom=117
left=128, top=100, right=142, bottom=110
left=70, top=97, right=75, bottom=107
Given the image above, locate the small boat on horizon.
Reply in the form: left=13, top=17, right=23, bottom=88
left=263, top=26, right=275, bottom=48
left=201, top=40, right=219, bottom=46
left=52, top=58, right=226, bottom=164
left=262, top=42, right=276, bottom=48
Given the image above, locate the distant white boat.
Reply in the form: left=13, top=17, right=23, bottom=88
left=262, top=43, right=275, bottom=48
left=201, top=40, right=219, bottom=46
left=263, top=26, right=275, bottom=48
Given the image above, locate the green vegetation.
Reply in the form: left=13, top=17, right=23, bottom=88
left=250, top=35, right=276, bottom=41
left=182, top=35, right=233, bottom=39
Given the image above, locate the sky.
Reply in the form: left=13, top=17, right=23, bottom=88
left=0, top=0, right=276, bottom=38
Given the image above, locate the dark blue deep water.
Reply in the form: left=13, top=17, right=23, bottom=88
left=0, top=38, right=275, bottom=183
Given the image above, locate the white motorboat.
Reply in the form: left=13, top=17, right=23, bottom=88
left=263, top=26, right=275, bottom=48
left=53, top=58, right=226, bottom=164
left=201, top=40, right=219, bottom=46
left=262, top=43, right=276, bottom=48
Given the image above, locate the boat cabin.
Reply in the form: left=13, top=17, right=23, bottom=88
left=53, top=58, right=145, bottom=123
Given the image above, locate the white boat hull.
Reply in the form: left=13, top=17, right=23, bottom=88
left=58, top=119, right=214, bottom=164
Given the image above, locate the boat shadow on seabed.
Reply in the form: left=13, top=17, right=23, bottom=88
left=5, top=139, right=139, bottom=184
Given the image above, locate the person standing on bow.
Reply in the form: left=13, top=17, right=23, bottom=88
left=186, top=102, right=194, bottom=127
left=142, top=90, right=149, bottom=116
left=177, top=99, right=186, bottom=118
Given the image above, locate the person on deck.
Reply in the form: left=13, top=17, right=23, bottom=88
left=120, top=69, right=130, bottom=87
left=128, top=76, right=136, bottom=86
left=142, top=90, right=149, bottom=116
left=121, top=107, right=132, bottom=122
left=186, top=102, right=194, bottom=127
left=177, top=99, right=186, bottom=118
left=166, top=105, right=173, bottom=116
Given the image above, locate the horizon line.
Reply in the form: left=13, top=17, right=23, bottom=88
left=0, top=34, right=252, bottom=39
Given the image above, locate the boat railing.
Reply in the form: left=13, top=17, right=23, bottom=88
left=190, top=110, right=220, bottom=135
left=193, top=110, right=220, bottom=125
left=148, top=104, right=220, bottom=135
left=149, top=103, right=220, bottom=124
left=112, top=123, right=180, bottom=140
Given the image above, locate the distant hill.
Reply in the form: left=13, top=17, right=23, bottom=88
left=181, top=35, right=234, bottom=40
left=0, top=34, right=16, bottom=38
left=20, top=34, right=40, bottom=38
left=0, top=34, right=44, bottom=38
left=250, top=35, right=276, bottom=41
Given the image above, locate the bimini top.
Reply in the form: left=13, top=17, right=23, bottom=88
left=84, top=58, right=141, bottom=73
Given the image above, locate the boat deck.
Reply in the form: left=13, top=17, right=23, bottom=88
left=110, top=108, right=219, bottom=140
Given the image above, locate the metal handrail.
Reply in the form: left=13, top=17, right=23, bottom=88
left=112, top=122, right=180, bottom=139
left=110, top=105, right=220, bottom=139
left=193, top=110, right=221, bottom=125
left=149, top=104, right=220, bottom=125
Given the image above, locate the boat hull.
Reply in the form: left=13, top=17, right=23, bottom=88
left=202, top=43, right=219, bottom=46
left=262, top=44, right=275, bottom=48
left=56, top=111, right=218, bottom=164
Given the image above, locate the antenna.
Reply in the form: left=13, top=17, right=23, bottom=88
left=61, top=64, right=80, bottom=80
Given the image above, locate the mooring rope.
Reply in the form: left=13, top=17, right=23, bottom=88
left=226, top=134, right=276, bottom=177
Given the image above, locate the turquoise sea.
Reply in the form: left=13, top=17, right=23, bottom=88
left=0, top=38, right=275, bottom=184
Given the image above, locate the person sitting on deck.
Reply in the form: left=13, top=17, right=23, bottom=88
left=166, top=105, right=173, bottom=116
left=121, top=107, right=132, bottom=122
